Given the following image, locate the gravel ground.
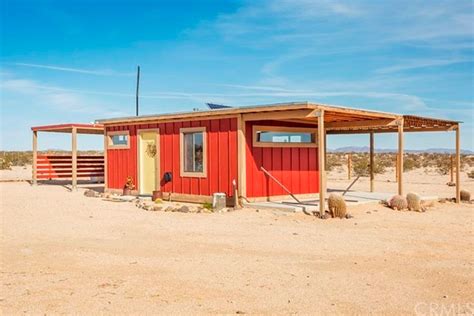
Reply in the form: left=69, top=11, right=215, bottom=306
left=1, top=182, right=473, bottom=314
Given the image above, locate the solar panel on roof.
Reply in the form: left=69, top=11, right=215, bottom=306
left=206, top=103, right=232, bottom=109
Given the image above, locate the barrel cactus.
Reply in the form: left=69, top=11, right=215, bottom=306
left=460, top=190, right=471, bottom=202
left=389, top=195, right=408, bottom=211
left=327, top=194, right=347, bottom=218
left=406, top=192, right=422, bottom=211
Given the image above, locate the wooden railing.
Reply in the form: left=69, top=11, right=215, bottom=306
left=36, top=155, right=104, bottom=180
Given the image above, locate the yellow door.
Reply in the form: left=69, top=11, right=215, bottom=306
left=139, top=131, right=158, bottom=195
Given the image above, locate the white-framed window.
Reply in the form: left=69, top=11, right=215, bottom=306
left=180, top=127, right=207, bottom=177
left=107, top=130, right=130, bottom=149
left=253, top=125, right=318, bottom=148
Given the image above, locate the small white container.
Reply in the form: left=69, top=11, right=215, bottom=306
left=212, top=193, right=227, bottom=211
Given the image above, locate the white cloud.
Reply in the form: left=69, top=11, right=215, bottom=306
left=375, top=57, right=472, bottom=74
left=0, top=78, right=128, bottom=116
left=12, top=62, right=134, bottom=76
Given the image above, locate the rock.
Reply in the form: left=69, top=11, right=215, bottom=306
left=84, top=189, right=98, bottom=197
left=345, top=213, right=354, bottom=219
left=150, top=205, right=162, bottom=212
left=163, top=206, right=173, bottom=212
left=321, top=213, right=331, bottom=220
left=177, top=206, right=190, bottom=213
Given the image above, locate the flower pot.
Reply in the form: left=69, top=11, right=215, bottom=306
left=152, top=190, right=162, bottom=201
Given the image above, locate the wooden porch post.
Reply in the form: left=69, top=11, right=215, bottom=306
left=324, top=129, right=327, bottom=171
left=395, top=154, right=399, bottom=182
left=72, top=127, right=78, bottom=191
left=32, top=131, right=38, bottom=185
left=397, top=118, right=404, bottom=196
left=237, top=114, right=247, bottom=207
left=450, top=155, right=454, bottom=183
left=455, top=125, right=461, bottom=203
left=103, top=129, right=108, bottom=191
left=318, top=110, right=326, bottom=217
left=369, top=132, right=374, bottom=192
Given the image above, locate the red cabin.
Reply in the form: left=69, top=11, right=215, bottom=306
left=96, top=102, right=406, bottom=204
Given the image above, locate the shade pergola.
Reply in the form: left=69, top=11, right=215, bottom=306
left=31, top=123, right=105, bottom=190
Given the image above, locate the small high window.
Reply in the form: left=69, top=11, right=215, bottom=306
left=180, top=127, right=207, bottom=177
left=253, top=125, right=317, bottom=148
left=107, top=131, right=130, bottom=149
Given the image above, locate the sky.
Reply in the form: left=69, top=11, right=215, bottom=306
left=0, top=0, right=473, bottom=151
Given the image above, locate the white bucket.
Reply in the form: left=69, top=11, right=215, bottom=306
left=212, top=193, right=227, bottom=211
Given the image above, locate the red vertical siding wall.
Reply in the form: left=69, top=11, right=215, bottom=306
left=245, top=120, right=319, bottom=198
left=106, top=118, right=238, bottom=197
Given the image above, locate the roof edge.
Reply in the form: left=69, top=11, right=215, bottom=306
left=95, top=101, right=401, bottom=125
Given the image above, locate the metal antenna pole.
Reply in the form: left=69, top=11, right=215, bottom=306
left=136, top=65, right=140, bottom=116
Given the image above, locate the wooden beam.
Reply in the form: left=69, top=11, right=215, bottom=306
left=316, top=104, right=397, bottom=119
left=32, top=131, right=38, bottom=185
left=327, top=126, right=455, bottom=135
left=325, top=118, right=396, bottom=129
left=72, top=127, right=78, bottom=191
left=242, top=109, right=317, bottom=121
left=279, top=119, right=319, bottom=126
left=237, top=114, right=247, bottom=204
left=318, top=110, right=326, bottom=217
left=103, top=128, right=108, bottom=191
left=397, top=119, right=404, bottom=196
left=455, top=125, right=461, bottom=203
left=369, top=132, right=374, bottom=193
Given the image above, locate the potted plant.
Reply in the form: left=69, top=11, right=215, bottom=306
left=123, top=176, right=135, bottom=196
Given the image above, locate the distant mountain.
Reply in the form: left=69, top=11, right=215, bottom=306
left=330, top=146, right=473, bottom=154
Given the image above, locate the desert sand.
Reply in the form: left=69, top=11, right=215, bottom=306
left=1, top=168, right=473, bottom=314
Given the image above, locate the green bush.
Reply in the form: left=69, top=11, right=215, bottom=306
left=202, top=202, right=213, bottom=210
left=326, top=153, right=344, bottom=171
left=352, top=154, right=385, bottom=176
left=404, top=156, right=421, bottom=171
left=0, top=157, right=12, bottom=170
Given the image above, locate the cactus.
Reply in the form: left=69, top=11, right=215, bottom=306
left=327, top=194, right=347, bottom=218
left=389, top=195, right=408, bottom=211
left=460, top=190, right=471, bottom=202
left=406, top=193, right=422, bottom=211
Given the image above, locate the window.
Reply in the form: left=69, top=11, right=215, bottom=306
left=180, top=127, right=207, bottom=177
left=107, top=130, right=130, bottom=149
left=253, top=125, right=318, bottom=148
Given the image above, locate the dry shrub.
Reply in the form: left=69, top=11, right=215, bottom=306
left=327, top=194, right=347, bottom=218
left=326, top=153, right=344, bottom=171
left=352, top=154, right=385, bottom=176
